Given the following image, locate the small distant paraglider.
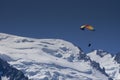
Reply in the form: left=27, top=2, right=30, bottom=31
left=80, top=24, right=95, bottom=47
left=80, top=24, right=95, bottom=31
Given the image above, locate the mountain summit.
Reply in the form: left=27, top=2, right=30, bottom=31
left=0, top=33, right=117, bottom=80
left=88, top=50, right=120, bottom=80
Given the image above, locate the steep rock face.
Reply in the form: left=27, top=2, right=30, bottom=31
left=0, top=33, right=111, bottom=80
left=114, top=53, right=120, bottom=79
left=0, top=58, right=28, bottom=80
left=114, top=52, right=120, bottom=64
left=87, top=50, right=120, bottom=80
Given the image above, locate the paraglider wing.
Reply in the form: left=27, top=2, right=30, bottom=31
left=80, top=24, right=95, bottom=31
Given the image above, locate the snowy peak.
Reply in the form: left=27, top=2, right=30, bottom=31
left=87, top=50, right=120, bottom=80
left=87, top=50, right=114, bottom=65
left=0, top=33, right=81, bottom=62
left=91, top=49, right=111, bottom=58
left=0, top=33, right=112, bottom=80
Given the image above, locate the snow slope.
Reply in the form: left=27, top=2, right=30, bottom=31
left=0, top=33, right=111, bottom=80
left=87, top=50, right=120, bottom=80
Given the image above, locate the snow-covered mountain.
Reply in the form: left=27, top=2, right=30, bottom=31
left=87, top=50, right=120, bottom=80
left=0, top=33, right=114, bottom=80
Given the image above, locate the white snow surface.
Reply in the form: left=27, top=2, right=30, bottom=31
left=1, top=76, right=9, bottom=80
left=87, top=50, right=120, bottom=80
left=0, top=33, right=109, bottom=80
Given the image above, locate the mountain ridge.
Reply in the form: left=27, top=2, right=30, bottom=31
left=0, top=33, right=117, bottom=80
left=88, top=50, right=120, bottom=80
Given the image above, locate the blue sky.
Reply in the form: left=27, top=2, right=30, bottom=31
left=0, top=0, right=120, bottom=54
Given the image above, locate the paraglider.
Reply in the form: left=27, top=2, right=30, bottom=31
left=80, top=24, right=95, bottom=47
left=80, top=24, right=95, bottom=31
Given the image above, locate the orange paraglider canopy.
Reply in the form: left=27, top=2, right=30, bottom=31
left=80, top=24, right=95, bottom=31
